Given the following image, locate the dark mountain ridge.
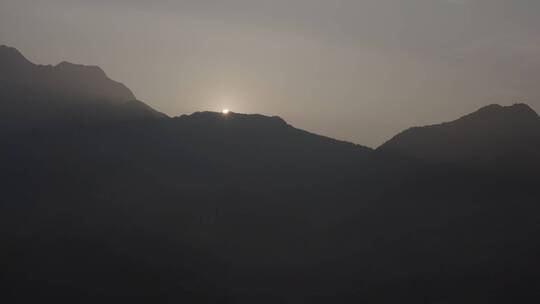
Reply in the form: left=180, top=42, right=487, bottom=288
left=0, top=45, right=165, bottom=126
left=2, top=45, right=540, bottom=303
left=378, top=103, right=540, bottom=166
left=0, top=45, right=135, bottom=101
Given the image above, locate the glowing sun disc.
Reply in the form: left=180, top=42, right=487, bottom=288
left=222, top=109, right=230, bottom=114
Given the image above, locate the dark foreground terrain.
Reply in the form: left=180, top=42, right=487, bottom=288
left=2, top=45, right=540, bottom=303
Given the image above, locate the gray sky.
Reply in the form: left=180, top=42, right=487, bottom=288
left=1, top=0, right=540, bottom=147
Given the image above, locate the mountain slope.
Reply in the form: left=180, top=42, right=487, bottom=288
left=0, top=45, right=165, bottom=125
left=378, top=103, right=540, bottom=165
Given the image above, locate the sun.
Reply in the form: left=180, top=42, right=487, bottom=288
left=222, top=109, right=230, bottom=114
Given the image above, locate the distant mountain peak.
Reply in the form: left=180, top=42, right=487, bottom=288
left=0, top=45, right=25, bottom=57
left=0, top=45, right=164, bottom=123
left=510, top=102, right=538, bottom=114
left=467, top=103, right=539, bottom=121
left=0, top=45, right=33, bottom=68
left=0, top=45, right=136, bottom=102
left=378, top=103, right=540, bottom=163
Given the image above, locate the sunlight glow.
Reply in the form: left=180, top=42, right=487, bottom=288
left=222, top=109, right=230, bottom=114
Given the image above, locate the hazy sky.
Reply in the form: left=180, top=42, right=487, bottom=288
left=2, top=0, right=540, bottom=147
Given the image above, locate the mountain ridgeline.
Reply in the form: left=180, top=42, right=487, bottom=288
left=2, top=46, right=540, bottom=303
left=0, top=45, right=164, bottom=127
left=379, top=103, right=540, bottom=166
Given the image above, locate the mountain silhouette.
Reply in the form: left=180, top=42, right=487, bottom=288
left=2, top=46, right=540, bottom=303
left=378, top=103, right=540, bottom=166
left=0, top=45, right=165, bottom=127
left=170, top=111, right=373, bottom=167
